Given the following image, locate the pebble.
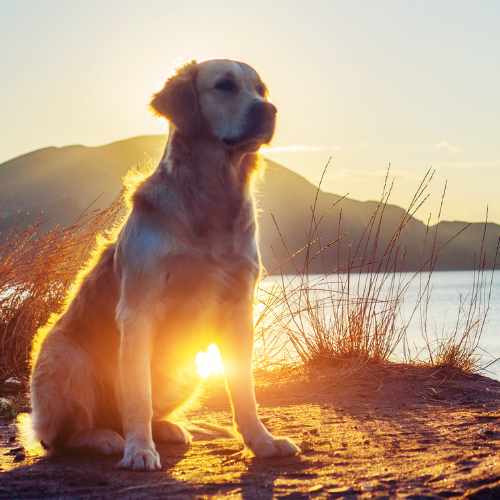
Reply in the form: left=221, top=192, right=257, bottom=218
left=4, top=377, right=22, bottom=387
left=0, top=397, right=15, bottom=418
left=1, top=377, right=23, bottom=395
left=7, top=446, right=24, bottom=455
left=478, top=427, right=496, bottom=438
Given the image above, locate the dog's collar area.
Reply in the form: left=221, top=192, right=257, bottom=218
left=220, top=136, right=266, bottom=153
left=222, top=138, right=239, bottom=147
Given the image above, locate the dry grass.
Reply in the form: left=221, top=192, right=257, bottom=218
left=418, top=211, right=500, bottom=372
left=255, top=165, right=499, bottom=374
left=0, top=199, right=123, bottom=380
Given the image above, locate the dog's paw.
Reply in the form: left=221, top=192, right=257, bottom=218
left=248, top=435, right=301, bottom=458
left=153, top=420, right=192, bottom=445
left=117, top=441, right=161, bottom=471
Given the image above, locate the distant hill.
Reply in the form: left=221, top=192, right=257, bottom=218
left=0, top=135, right=498, bottom=272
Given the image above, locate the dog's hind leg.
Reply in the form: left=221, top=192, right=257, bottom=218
left=152, top=420, right=192, bottom=445
left=31, top=331, right=97, bottom=451
left=65, top=428, right=125, bottom=455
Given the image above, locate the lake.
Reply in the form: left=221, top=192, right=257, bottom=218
left=257, top=270, right=500, bottom=380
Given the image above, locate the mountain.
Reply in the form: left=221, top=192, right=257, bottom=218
left=0, top=135, right=498, bottom=272
left=0, top=136, right=166, bottom=230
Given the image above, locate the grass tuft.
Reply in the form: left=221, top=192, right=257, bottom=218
left=255, top=164, right=498, bottom=374
left=0, top=199, right=123, bottom=380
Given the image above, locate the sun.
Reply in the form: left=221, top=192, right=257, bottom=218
left=195, top=344, right=224, bottom=379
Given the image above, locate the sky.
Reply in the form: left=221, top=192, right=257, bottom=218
left=2, top=0, right=500, bottom=223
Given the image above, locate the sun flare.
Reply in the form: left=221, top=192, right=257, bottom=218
left=195, top=344, right=224, bottom=379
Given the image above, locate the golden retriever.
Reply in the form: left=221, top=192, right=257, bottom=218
left=30, top=59, right=300, bottom=471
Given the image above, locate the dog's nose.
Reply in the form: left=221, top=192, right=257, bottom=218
left=251, top=101, right=277, bottom=122
left=258, top=101, right=277, bottom=116
left=264, top=102, right=277, bottom=115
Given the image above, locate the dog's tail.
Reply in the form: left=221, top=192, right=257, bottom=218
left=184, top=421, right=235, bottom=440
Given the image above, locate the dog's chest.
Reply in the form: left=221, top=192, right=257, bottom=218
left=164, top=245, right=257, bottom=306
left=177, top=196, right=259, bottom=292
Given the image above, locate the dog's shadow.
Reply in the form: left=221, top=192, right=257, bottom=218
left=1, top=413, right=310, bottom=498
left=1, top=443, right=313, bottom=499
left=239, top=455, right=310, bottom=500
left=0, top=442, right=193, bottom=499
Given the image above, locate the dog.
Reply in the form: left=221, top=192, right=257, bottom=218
left=30, top=59, right=300, bottom=471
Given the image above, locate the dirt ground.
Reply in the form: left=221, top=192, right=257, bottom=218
left=1, top=363, right=499, bottom=499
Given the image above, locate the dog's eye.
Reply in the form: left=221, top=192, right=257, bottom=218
left=215, top=79, right=237, bottom=92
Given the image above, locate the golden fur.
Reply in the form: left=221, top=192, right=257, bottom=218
left=30, top=59, right=300, bottom=471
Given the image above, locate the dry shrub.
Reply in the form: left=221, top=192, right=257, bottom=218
left=0, top=199, right=123, bottom=380
left=255, top=166, right=427, bottom=367
left=419, top=213, right=500, bottom=373
left=255, top=165, right=498, bottom=373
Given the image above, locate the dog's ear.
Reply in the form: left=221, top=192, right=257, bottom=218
left=150, top=61, right=201, bottom=137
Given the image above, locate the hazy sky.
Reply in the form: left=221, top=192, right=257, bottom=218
left=2, top=1, right=500, bottom=223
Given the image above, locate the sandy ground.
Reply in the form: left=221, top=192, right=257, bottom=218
left=1, top=363, right=499, bottom=499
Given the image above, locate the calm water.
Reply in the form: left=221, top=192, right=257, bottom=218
left=258, top=270, right=500, bottom=380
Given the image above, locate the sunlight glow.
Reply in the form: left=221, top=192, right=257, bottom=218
left=254, top=301, right=266, bottom=315
left=195, top=344, right=224, bottom=379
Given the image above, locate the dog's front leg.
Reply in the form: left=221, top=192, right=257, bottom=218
left=220, top=304, right=300, bottom=458
left=117, top=312, right=161, bottom=471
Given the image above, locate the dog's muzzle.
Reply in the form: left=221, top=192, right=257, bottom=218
left=223, top=101, right=277, bottom=147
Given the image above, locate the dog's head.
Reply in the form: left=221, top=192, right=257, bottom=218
left=151, top=59, right=276, bottom=151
